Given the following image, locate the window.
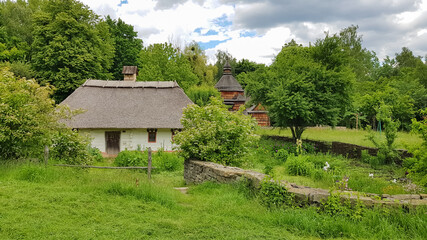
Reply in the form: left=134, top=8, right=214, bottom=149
left=147, top=128, right=157, bottom=143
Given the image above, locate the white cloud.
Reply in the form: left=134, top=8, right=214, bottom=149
left=80, top=0, right=427, bottom=64
left=206, top=27, right=295, bottom=64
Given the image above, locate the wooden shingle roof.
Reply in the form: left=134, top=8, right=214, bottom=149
left=215, top=61, right=244, bottom=92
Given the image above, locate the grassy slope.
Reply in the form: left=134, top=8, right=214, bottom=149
left=1, top=164, right=426, bottom=239
left=257, top=127, right=422, bottom=149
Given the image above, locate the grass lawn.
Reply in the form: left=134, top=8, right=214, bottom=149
left=257, top=127, right=422, bottom=149
left=1, top=163, right=426, bottom=239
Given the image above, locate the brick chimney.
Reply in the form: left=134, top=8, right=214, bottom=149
left=122, top=66, right=138, bottom=81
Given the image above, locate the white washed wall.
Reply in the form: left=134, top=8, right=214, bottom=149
left=79, top=128, right=177, bottom=152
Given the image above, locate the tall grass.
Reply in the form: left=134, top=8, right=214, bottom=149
left=0, top=163, right=425, bottom=239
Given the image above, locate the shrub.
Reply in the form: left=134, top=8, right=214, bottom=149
left=284, top=155, right=315, bottom=176
left=186, top=85, right=221, bottom=106
left=274, top=149, right=289, bottom=162
left=367, top=103, right=400, bottom=164
left=155, top=151, right=183, bottom=172
left=319, top=191, right=365, bottom=221
left=174, top=97, right=259, bottom=165
left=51, top=129, right=94, bottom=165
left=403, top=108, right=427, bottom=187
left=259, top=177, right=294, bottom=208
left=0, top=68, right=65, bottom=160
left=88, top=147, right=104, bottom=162
left=114, top=150, right=147, bottom=167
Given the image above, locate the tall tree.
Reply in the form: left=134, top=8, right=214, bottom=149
left=137, top=42, right=199, bottom=90
left=183, top=41, right=216, bottom=86
left=105, top=16, right=143, bottom=80
left=31, top=0, right=114, bottom=102
left=246, top=43, right=354, bottom=140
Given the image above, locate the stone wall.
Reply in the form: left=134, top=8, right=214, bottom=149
left=184, top=160, right=427, bottom=207
left=266, top=135, right=411, bottom=161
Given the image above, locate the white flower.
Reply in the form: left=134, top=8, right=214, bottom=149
left=369, top=173, right=374, bottom=178
left=323, top=161, right=330, bottom=171
left=392, top=179, right=397, bottom=183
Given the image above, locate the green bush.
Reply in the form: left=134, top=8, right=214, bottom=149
left=174, top=97, right=259, bottom=165
left=259, top=177, right=294, bottom=208
left=284, top=155, right=315, bottom=176
left=367, top=103, right=401, bottom=164
left=114, top=150, right=147, bottom=167
left=155, top=151, right=183, bottom=172
left=0, top=68, right=65, bottom=160
left=274, top=149, right=289, bottom=162
left=88, top=147, right=104, bottom=162
left=186, top=85, right=221, bottom=106
left=319, top=191, right=365, bottom=221
left=403, top=108, right=427, bottom=187
left=51, top=129, right=94, bottom=165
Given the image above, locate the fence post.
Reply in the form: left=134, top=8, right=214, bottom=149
left=147, top=147, right=152, bottom=180
left=44, top=145, right=49, bottom=167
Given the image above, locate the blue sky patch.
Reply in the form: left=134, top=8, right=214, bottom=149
left=198, top=39, right=230, bottom=50
left=118, top=0, right=128, bottom=7
left=213, top=15, right=232, bottom=28
left=204, top=29, right=219, bottom=36
left=194, top=28, right=219, bottom=36
left=240, top=31, right=256, bottom=38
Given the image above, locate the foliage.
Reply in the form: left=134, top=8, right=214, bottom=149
left=114, top=149, right=148, bottom=167
left=183, top=41, right=217, bottom=86
left=274, top=149, right=290, bottom=162
left=88, top=146, right=103, bottom=162
left=185, top=84, right=220, bottom=106
left=319, top=191, right=365, bottom=221
left=154, top=150, right=183, bottom=172
left=284, top=154, right=315, bottom=177
left=367, top=103, right=401, bottom=164
left=50, top=129, right=94, bottom=165
left=258, top=177, right=294, bottom=208
left=1, top=165, right=426, bottom=239
left=403, top=108, right=427, bottom=187
left=0, top=68, right=64, bottom=160
left=174, top=97, right=258, bottom=165
left=138, top=42, right=199, bottom=91
left=31, top=0, right=114, bottom=102
left=0, top=61, right=35, bottom=79
left=246, top=43, right=354, bottom=140
left=105, top=16, right=143, bottom=80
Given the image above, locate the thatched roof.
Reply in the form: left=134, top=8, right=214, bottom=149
left=60, top=80, right=193, bottom=129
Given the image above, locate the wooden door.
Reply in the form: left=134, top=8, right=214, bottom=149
left=105, top=131, right=120, bottom=155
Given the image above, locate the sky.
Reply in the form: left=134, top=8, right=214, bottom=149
left=80, top=0, right=427, bottom=65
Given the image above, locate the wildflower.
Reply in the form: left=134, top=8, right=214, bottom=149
left=369, top=173, right=374, bottom=178
left=392, top=179, right=397, bottom=183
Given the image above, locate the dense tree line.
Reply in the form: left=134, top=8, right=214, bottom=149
left=0, top=0, right=425, bottom=134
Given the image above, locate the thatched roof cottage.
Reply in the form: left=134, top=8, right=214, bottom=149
left=61, top=67, right=193, bottom=155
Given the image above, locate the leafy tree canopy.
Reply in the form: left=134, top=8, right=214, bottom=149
left=137, top=42, right=199, bottom=90
left=246, top=43, right=354, bottom=140
left=31, top=0, right=114, bottom=102
left=106, top=16, right=143, bottom=80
